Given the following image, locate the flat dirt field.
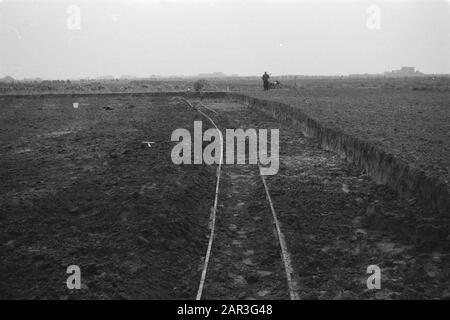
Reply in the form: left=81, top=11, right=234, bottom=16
left=1, top=93, right=449, bottom=299
left=0, top=96, right=217, bottom=299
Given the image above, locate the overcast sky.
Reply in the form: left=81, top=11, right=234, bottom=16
left=0, top=0, right=449, bottom=79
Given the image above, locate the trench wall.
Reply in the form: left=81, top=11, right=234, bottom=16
left=224, top=92, right=449, bottom=216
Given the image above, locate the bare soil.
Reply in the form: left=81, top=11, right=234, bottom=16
left=1, top=90, right=449, bottom=300
left=0, top=96, right=216, bottom=299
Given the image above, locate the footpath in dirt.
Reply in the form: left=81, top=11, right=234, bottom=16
left=187, top=101, right=289, bottom=300
left=202, top=163, right=289, bottom=299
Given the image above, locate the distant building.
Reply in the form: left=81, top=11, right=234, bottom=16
left=384, top=66, right=424, bottom=77
left=97, top=75, right=115, bottom=80
left=346, top=67, right=425, bottom=78
left=120, top=75, right=137, bottom=80
left=23, top=78, right=42, bottom=82
left=197, top=72, right=227, bottom=78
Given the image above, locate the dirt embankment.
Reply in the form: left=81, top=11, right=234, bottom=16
left=242, top=82, right=450, bottom=189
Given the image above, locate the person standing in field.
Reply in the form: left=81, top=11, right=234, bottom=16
left=262, top=72, right=270, bottom=91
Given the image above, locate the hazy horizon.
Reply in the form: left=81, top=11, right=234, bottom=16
left=1, top=0, right=449, bottom=79
left=3, top=71, right=450, bottom=82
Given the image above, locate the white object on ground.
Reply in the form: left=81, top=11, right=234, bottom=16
left=142, top=141, right=155, bottom=148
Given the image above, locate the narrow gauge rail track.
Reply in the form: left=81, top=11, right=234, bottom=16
left=178, top=98, right=299, bottom=300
